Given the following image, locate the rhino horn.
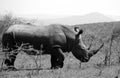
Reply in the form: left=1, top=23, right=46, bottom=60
left=88, top=43, right=104, bottom=57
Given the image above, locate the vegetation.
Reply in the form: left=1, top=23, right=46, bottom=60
left=0, top=13, right=120, bottom=78
left=0, top=13, right=38, bottom=41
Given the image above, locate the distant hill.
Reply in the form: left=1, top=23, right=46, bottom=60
left=108, top=15, right=120, bottom=21
left=42, top=12, right=115, bottom=25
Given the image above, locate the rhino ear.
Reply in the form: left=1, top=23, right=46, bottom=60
left=74, top=27, right=79, bottom=32
left=74, top=27, right=83, bottom=38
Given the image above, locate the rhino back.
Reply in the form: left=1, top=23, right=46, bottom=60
left=4, top=24, right=68, bottom=50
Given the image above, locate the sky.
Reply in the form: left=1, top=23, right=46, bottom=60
left=0, top=0, right=120, bottom=18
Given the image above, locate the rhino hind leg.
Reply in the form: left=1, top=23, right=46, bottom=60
left=4, top=53, right=18, bottom=70
left=51, top=47, right=65, bottom=69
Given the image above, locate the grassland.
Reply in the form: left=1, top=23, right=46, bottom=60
left=0, top=14, right=120, bottom=78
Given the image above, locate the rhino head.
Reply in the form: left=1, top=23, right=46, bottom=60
left=71, top=27, right=104, bottom=62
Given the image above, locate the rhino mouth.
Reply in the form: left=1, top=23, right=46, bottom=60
left=80, top=57, right=89, bottom=62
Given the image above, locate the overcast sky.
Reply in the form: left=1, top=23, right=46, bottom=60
left=0, top=0, right=120, bottom=17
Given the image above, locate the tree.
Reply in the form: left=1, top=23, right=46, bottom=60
left=111, top=26, right=120, bottom=64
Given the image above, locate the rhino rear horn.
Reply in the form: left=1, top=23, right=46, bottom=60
left=87, top=41, right=93, bottom=50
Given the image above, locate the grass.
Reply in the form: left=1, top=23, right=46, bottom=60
left=0, top=50, right=120, bottom=78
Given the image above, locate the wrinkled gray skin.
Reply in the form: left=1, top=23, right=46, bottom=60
left=2, top=24, right=104, bottom=69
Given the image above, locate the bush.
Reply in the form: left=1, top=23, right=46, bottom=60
left=0, top=13, right=28, bottom=42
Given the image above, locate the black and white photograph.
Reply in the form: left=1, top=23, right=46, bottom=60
left=0, top=0, right=120, bottom=78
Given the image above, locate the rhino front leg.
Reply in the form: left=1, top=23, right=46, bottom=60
left=51, top=54, right=58, bottom=69
left=51, top=47, right=65, bottom=69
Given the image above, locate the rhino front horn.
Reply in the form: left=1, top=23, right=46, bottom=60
left=88, top=43, right=104, bottom=57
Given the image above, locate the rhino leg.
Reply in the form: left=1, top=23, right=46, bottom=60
left=51, top=47, right=65, bottom=69
left=51, top=55, right=58, bottom=69
left=4, top=53, right=18, bottom=70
